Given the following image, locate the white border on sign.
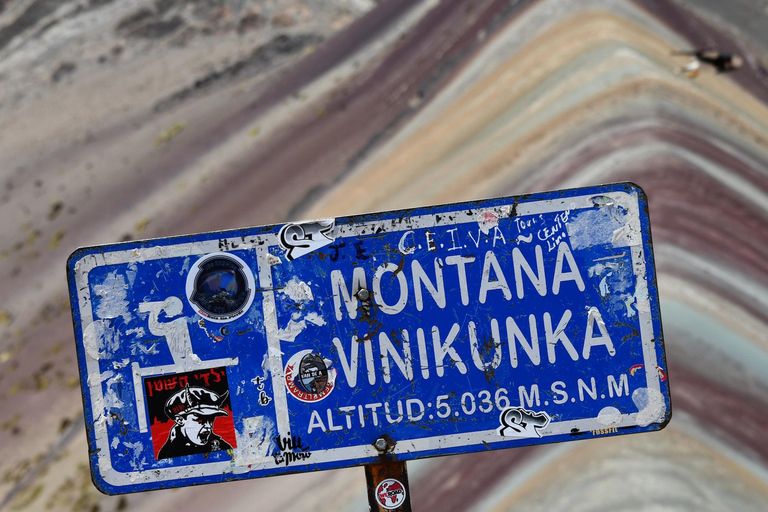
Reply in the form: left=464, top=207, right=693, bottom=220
left=73, top=190, right=662, bottom=487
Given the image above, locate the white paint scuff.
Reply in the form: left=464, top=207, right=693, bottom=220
left=280, top=277, right=314, bottom=302
left=126, top=263, right=138, bottom=287
left=125, top=327, right=145, bottom=337
left=567, top=210, right=617, bottom=249
left=122, top=441, right=148, bottom=471
left=179, top=257, right=190, bottom=276
left=597, top=406, right=622, bottom=426
left=83, top=319, right=120, bottom=360
left=232, top=416, right=276, bottom=467
left=477, top=211, right=500, bottom=234
left=87, top=369, right=114, bottom=387
left=104, top=373, right=124, bottom=409
left=567, top=203, right=640, bottom=250
left=588, top=258, right=636, bottom=317
left=633, top=387, right=666, bottom=427
left=277, top=312, right=327, bottom=342
left=634, top=280, right=650, bottom=313
left=94, top=271, right=131, bottom=322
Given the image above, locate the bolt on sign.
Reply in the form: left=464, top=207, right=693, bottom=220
left=67, top=182, right=670, bottom=494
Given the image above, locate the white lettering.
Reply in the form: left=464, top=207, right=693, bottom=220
left=365, top=403, right=382, bottom=426
left=492, top=226, right=506, bottom=247
left=333, top=335, right=376, bottom=386
left=583, top=307, right=616, bottom=359
left=358, top=405, right=365, bottom=427
left=425, top=231, right=437, bottom=251
left=364, top=335, right=376, bottom=385
left=551, top=381, right=568, bottom=404
left=339, top=405, right=356, bottom=429
left=379, top=330, right=413, bottom=383
left=506, top=315, right=540, bottom=367
left=544, top=310, right=578, bottom=363
left=307, top=410, right=325, bottom=433
left=469, top=320, right=502, bottom=371
left=333, top=336, right=360, bottom=388
left=373, top=263, right=408, bottom=315
left=513, top=245, right=546, bottom=298
left=479, top=251, right=512, bottom=303
left=385, top=401, right=404, bottom=423
left=416, top=328, right=430, bottom=380
left=398, top=230, right=416, bottom=255
left=608, top=374, right=629, bottom=398
left=446, top=228, right=462, bottom=251
left=578, top=377, right=597, bottom=401
left=432, top=324, right=467, bottom=377
left=331, top=267, right=367, bottom=321
left=519, top=384, right=540, bottom=407
left=552, top=242, right=585, bottom=294
left=406, top=399, right=424, bottom=421
left=412, top=258, right=446, bottom=311
left=445, top=255, right=475, bottom=306
left=326, top=409, right=343, bottom=431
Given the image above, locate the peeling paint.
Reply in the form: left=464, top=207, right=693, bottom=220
left=179, top=257, right=190, bottom=276
left=280, top=277, right=314, bottom=302
left=87, top=369, right=115, bottom=387
left=597, top=406, right=622, bottom=426
left=83, top=319, right=119, bottom=360
left=634, top=280, right=650, bottom=313
left=125, top=327, right=146, bottom=338
left=126, top=263, right=138, bottom=287
left=277, top=312, right=327, bottom=342
left=67, top=183, right=667, bottom=493
left=94, top=271, right=132, bottom=322
left=567, top=208, right=627, bottom=249
left=477, top=211, right=500, bottom=235
left=633, top=387, right=666, bottom=427
left=122, top=441, right=148, bottom=471
left=232, top=416, right=276, bottom=467
left=104, top=374, right=124, bottom=409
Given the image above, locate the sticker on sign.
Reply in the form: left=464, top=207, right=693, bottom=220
left=67, top=182, right=670, bottom=494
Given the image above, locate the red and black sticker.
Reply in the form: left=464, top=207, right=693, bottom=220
left=284, top=350, right=336, bottom=403
left=144, top=367, right=237, bottom=460
left=375, top=478, right=407, bottom=510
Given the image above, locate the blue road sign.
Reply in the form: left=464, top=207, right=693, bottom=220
left=67, top=182, right=670, bottom=494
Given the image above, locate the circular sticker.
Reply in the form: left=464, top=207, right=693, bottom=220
left=284, top=350, right=336, bottom=403
left=375, top=478, right=406, bottom=510
left=186, top=252, right=255, bottom=323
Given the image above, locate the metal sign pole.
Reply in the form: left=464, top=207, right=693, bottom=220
left=364, top=460, right=412, bottom=512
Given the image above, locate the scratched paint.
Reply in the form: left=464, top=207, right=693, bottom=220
left=67, top=182, right=668, bottom=494
left=2, top=0, right=768, bottom=510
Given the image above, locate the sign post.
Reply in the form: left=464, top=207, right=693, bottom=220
left=365, top=459, right=411, bottom=511
left=67, top=182, right=670, bottom=496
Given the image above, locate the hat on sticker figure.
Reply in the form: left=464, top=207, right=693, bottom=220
left=158, top=385, right=233, bottom=459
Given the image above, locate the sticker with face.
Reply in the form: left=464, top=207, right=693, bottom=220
left=284, top=350, right=336, bottom=403
left=186, top=252, right=256, bottom=323
left=143, top=367, right=237, bottom=459
left=177, top=413, right=216, bottom=446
